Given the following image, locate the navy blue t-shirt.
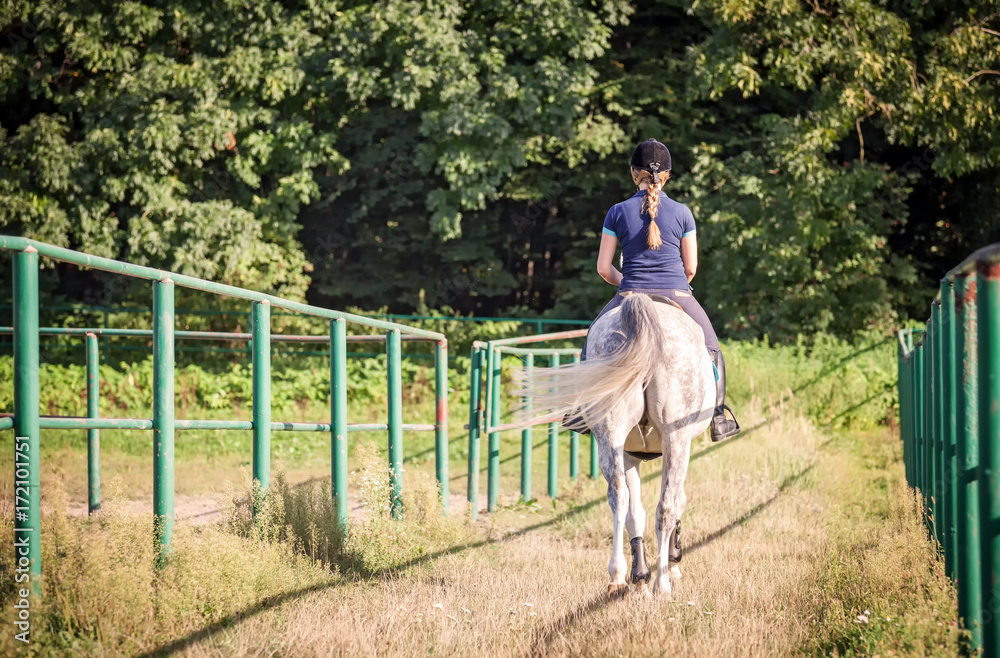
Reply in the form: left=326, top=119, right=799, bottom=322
left=602, top=191, right=696, bottom=291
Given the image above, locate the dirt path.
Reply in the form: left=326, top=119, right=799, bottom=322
left=34, top=405, right=956, bottom=657
left=129, top=411, right=953, bottom=657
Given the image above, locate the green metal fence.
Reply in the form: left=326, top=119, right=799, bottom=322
left=0, top=304, right=590, bottom=365
left=466, top=329, right=598, bottom=521
left=0, top=236, right=449, bottom=597
left=896, top=243, right=1000, bottom=656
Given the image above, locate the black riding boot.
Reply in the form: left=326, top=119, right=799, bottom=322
left=710, top=349, right=740, bottom=442
left=562, top=411, right=591, bottom=435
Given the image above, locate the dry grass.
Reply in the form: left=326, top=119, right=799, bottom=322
left=0, top=394, right=956, bottom=657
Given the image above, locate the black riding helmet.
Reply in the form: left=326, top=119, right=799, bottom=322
left=629, top=139, right=671, bottom=175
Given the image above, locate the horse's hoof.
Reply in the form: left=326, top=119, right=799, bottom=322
left=606, top=583, right=629, bottom=600
left=669, top=564, right=682, bottom=590
left=652, top=577, right=672, bottom=598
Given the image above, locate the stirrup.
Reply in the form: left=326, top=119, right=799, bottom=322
left=710, top=405, right=740, bottom=442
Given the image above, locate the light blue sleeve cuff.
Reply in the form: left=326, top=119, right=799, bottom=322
left=682, top=229, right=696, bottom=237
left=602, top=227, right=617, bottom=238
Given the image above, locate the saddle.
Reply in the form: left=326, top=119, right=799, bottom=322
left=619, top=291, right=684, bottom=311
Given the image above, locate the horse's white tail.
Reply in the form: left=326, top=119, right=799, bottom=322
left=522, top=294, right=664, bottom=430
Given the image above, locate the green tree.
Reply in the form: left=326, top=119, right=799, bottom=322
left=0, top=0, right=347, bottom=301
left=683, top=0, right=999, bottom=334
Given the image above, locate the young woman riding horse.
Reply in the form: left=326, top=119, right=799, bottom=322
left=576, top=138, right=740, bottom=442
left=530, top=140, right=743, bottom=598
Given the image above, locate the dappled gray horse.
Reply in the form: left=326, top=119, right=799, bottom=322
left=529, top=292, right=715, bottom=598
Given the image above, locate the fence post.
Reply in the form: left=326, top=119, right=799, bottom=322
left=914, top=339, right=925, bottom=498
left=86, top=332, right=100, bottom=514
left=978, top=260, right=1000, bottom=658
left=956, top=272, right=983, bottom=651
left=521, top=353, right=533, bottom=501
left=152, top=279, right=175, bottom=565
left=467, top=345, right=483, bottom=521
left=331, top=318, right=348, bottom=528
left=942, top=281, right=958, bottom=578
left=896, top=330, right=913, bottom=486
left=13, top=247, right=40, bottom=595
left=932, top=301, right=945, bottom=549
left=435, top=340, right=449, bottom=512
left=590, top=434, right=599, bottom=480
left=102, top=308, right=108, bottom=365
left=251, top=301, right=271, bottom=497
left=488, top=347, right=501, bottom=512
left=570, top=352, right=580, bottom=482
left=548, top=353, right=560, bottom=499
left=387, top=328, right=403, bottom=519
left=924, top=321, right=935, bottom=532
left=906, top=330, right=915, bottom=485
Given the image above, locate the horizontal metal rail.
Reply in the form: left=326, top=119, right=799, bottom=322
left=0, top=236, right=444, bottom=341
left=40, top=417, right=154, bottom=430
left=0, top=302, right=591, bottom=328
left=0, top=415, right=439, bottom=433
left=482, top=413, right=564, bottom=435
left=898, top=327, right=925, bottom=358
left=494, top=346, right=583, bottom=356
left=0, top=327, right=437, bottom=342
left=480, top=328, right=589, bottom=348
left=942, top=243, right=1000, bottom=283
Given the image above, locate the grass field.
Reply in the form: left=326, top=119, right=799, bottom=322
left=0, top=384, right=959, bottom=656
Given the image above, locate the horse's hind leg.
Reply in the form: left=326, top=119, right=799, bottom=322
left=623, top=453, right=650, bottom=591
left=600, top=439, right=629, bottom=599
left=653, top=434, right=692, bottom=598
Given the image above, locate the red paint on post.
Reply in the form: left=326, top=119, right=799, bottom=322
left=437, top=341, right=448, bottom=423
left=979, top=261, right=1000, bottom=280
left=959, top=277, right=978, bottom=310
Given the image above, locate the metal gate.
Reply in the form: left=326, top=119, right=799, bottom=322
left=466, top=329, right=597, bottom=521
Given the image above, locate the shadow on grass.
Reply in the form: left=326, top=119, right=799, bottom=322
left=819, top=389, right=890, bottom=428
left=528, top=592, right=615, bottom=657
left=141, top=418, right=828, bottom=656
left=687, top=461, right=817, bottom=556
left=135, top=581, right=347, bottom=658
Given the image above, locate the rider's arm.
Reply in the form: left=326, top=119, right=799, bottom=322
left=681, top=234, right=698, bottom=283
left=597, top=233, right=622, bottom=286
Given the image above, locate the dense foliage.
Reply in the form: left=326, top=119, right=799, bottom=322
left=0, top=0, right=997, bottom=340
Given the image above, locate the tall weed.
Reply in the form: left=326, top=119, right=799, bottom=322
left=222, top=470, right=348, bottom=569
left=0, top=475, right=332, bottom=656
left=346, top=443, right=464, bottom=575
